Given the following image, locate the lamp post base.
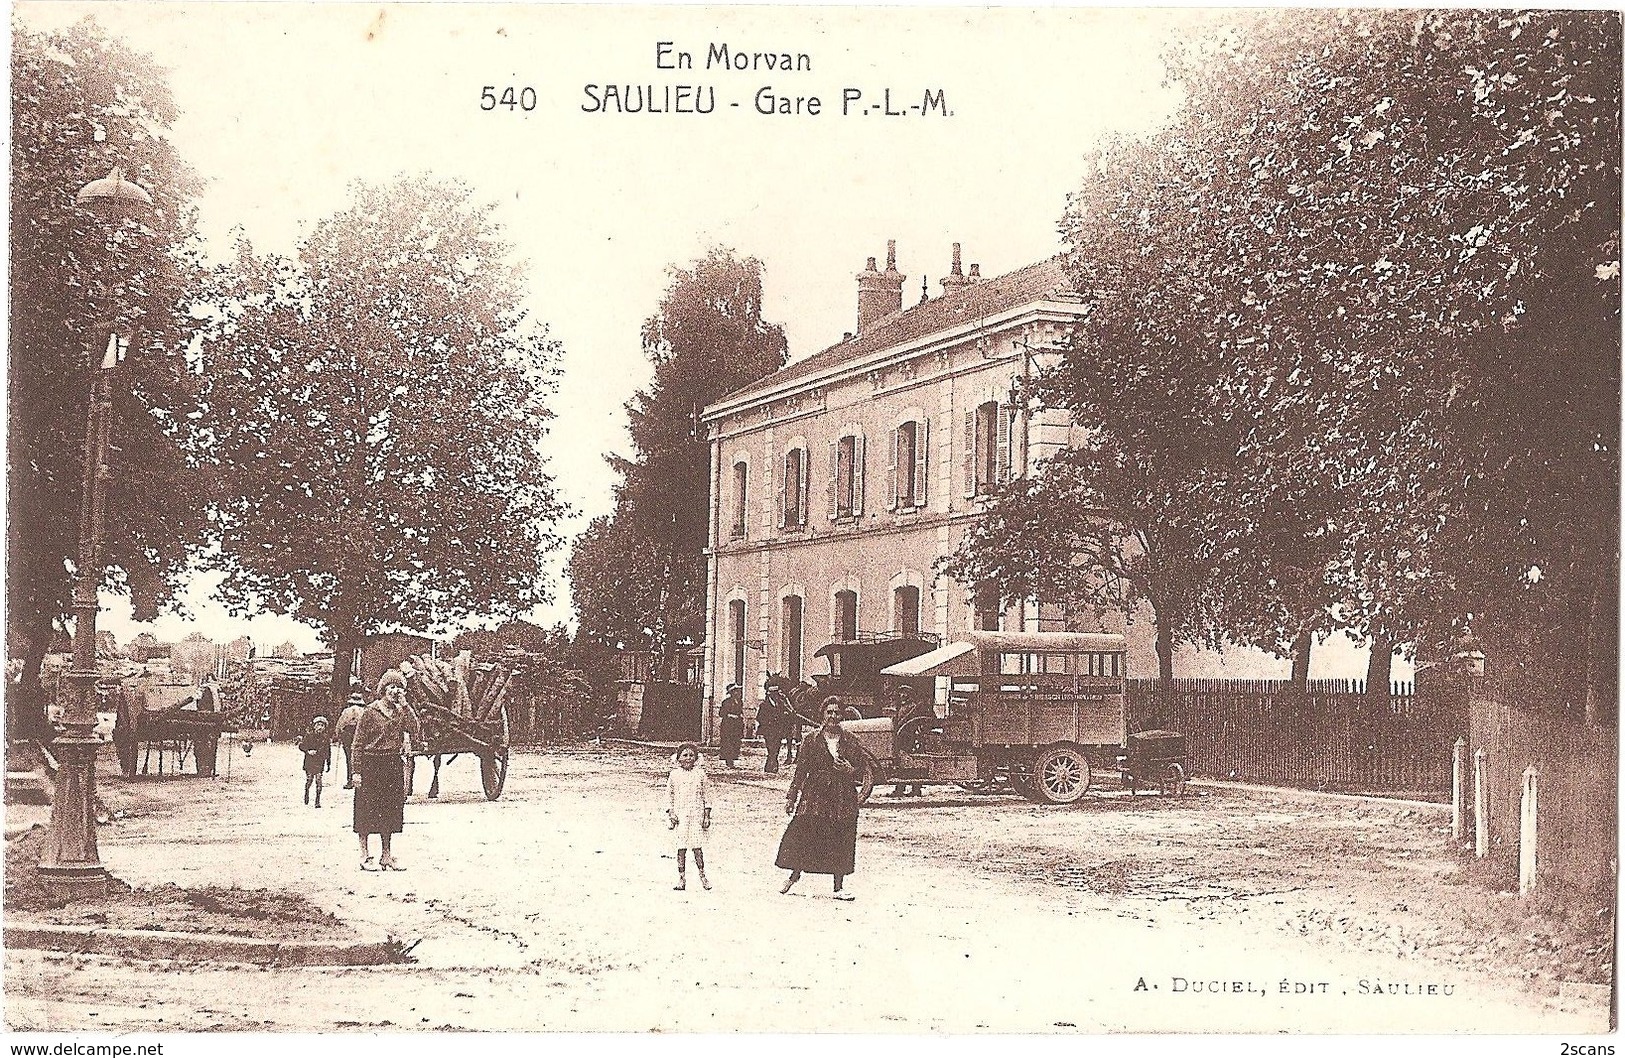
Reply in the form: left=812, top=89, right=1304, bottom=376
left=37, top=735, right=108, bottom=898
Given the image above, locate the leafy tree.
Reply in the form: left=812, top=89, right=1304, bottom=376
left=568, top=249, right=787, bottom=678
left=453, top=618, right=561, bottom=657
left=960, top=10, right=1619, bottom=710
left=199, top=176, right=567, bottom=706
left=1153, top=9, right=1620, bottom=712
left=8, top=19, right=211, bottom=733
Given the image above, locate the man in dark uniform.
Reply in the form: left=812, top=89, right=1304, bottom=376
left=887, top=684, right=930, bottom=797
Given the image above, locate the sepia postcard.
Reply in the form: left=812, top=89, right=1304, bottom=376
left=4, top=3, right=1619, bottom=1050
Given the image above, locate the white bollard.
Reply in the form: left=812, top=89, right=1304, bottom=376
left=1519, top=766, right=1539, bottom=896
left=1474, top=748, right=1490, bottom=858
left=1451, top=737, right=1467, bottom=842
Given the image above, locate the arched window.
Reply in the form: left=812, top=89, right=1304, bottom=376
left=973, top=580, right=1002, bottom=632
left=834, top=590, right=858, bottom=642
left=728, top=598, right=747, bottom=686
left=781, top=594, right=805, bottom=683
left=893, top=585, right=921, bottom=635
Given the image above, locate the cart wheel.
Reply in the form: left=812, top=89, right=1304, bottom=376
left=1031, top=745, right=1092, bottom=805
left=1162, top=762, right=1186, bottom=798
left=481, top=751, right=508, bottom=801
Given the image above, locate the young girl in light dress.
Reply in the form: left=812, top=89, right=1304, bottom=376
left=666, top=743, right=712, bottom=891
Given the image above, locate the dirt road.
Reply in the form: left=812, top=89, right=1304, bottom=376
left=4, top=742, right=1609, bottom=1033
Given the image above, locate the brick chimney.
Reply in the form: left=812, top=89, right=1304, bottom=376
left=940, top=242, right=974, bottom=296
left=856, top=240, right=905, bottom=335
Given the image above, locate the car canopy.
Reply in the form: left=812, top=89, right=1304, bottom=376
left=879, top=641, right=978, bottom=678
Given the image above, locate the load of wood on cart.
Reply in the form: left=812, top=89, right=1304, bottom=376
left=396, top=650, right=515, bottom=800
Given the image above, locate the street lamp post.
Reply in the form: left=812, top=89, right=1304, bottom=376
left=37, top=168, right=154, bottom=897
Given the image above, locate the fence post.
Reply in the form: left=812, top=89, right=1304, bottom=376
left=1473, top=747, right=1489, bottom=858
left=1451, top=737, right=1467, bottom=842
left=1519, top=766, right=1539, bottom=897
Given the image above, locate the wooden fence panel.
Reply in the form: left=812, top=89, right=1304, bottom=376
left=1468, top=697, right=1616, bottom=900
left=1128, top=678, right=1464, bottom=797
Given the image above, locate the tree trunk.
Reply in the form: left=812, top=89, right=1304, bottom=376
left=1154, top=614, right=1174, bottom=682
left=11, top=610, right=56, bottom=741
left=1584, top=550, right=1618, bottom=726
left=1365, top=633, right=1394, bottom=703
left=329, top=629, right=359, bottom=711
left=1289, top=629, right=1313, bottom=691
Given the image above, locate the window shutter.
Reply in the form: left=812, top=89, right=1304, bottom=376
left=854, top=434, right=866, bottom=516
left=914, top=418, right=930, bottom=509
left=962, top=409, right=977, bottom=498
left=827, top=441, right=839, bottom=521
left=887, top=427, right=899, bottom=512
left=996, top=402, right=1013, bottom=485
left=799, top=448, right=811, bottom=528
left=777, top=455, right=787, bottom=529
left=1010, top=405, right=1025, bottom=481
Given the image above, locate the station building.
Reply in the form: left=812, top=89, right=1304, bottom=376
left=698, top=242, right=1168, bottom=737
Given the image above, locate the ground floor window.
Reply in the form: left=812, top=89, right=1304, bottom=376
left=894, top=585, right=921, bottom=635
left=973, top=581, right=1002, bottom=632
left=782, top=595, right=804, bottom=683
left=728, top=599, right=746, bottom=687
left=834, top=590, right=858, bottom=642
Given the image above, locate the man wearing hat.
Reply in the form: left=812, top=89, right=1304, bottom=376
left=718, top=683, right=745, bottom=768
left=335, top=689, right=368, bottom=789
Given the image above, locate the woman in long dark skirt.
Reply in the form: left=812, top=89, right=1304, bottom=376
left=351, top=671, right=409, bottom=872
left=776, top=701, right=874, bottom=900
left=718, top=684, right=745, bottom=768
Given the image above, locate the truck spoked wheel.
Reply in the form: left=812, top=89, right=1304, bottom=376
left=1031, top=746, right=1091, bottom=804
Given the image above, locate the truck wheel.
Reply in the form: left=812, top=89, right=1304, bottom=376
left=1162, top=762, right=1186, bottom=798
left=1031, top=745, right=1092, bottom=805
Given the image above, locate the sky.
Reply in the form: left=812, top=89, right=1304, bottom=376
left=17, top=3, right=1206, bottom=655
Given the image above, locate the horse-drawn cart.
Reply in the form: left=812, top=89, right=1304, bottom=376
left=113, top=681, right=231, bottom=778
left=401, top=652, right=513, bottom=800
left=409, top=701, right=509, bottom=800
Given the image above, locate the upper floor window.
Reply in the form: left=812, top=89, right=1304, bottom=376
left=965, top=400, right=1015, bottom=497
left=730, top=461, right=748, bottom=540
left=828, top=432, right=866, bottom=521
left=890, top=418, right=929, bottom=511
left=780, top=446, right=809, bottom=530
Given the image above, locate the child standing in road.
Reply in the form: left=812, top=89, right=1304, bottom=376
left=666, top=743, right=712, bottom=891
left=298, top=716, right=333, bottom=808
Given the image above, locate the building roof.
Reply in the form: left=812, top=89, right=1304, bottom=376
left=713, top=256, right=1074, bottom=413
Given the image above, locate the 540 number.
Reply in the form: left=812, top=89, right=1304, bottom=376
left=481, top=86, right=537, bottom=112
